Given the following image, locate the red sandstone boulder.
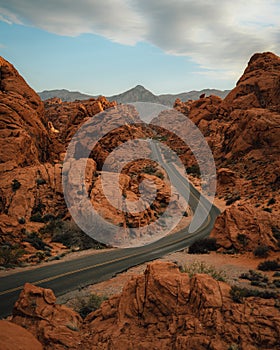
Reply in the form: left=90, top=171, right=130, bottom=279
left=12, top=283, right=83, bottom=350
left=0, top=320, right=43, bottom=350
left=211, top=203, right=280, bottom=252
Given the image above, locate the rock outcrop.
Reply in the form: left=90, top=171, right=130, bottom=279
left=173, top=52, right=280, bottom=251
left=0, top=57, right=119, bottom=255
left=12, top=283, right=83, bottom=350
left=210, top=203, right=280, bottom=252
left=0, top=320, right=43, bottom=350
left=10, top=262, right=280, bottom=349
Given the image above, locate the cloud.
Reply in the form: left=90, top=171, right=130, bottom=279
left=0, top=0, right=146, bottom=45
left=0, top=0, right=279, bottom=78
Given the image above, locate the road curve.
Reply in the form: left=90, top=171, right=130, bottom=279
left=0, top=146, right=220, bottom=318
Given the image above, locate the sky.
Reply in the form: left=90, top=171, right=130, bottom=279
left=0, top=0, right=279, bottom=96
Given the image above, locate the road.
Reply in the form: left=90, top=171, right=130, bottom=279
left=0, top=142, right=220, bottom=318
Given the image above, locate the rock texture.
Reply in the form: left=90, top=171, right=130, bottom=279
left=0, top=57, right=118, bottom=256
left=210, top=203, right=280, bottom=252
left=0, top=320, right=43, bottom=350
left=10, top=262, right=280, bottom=350
left=12, top=283, right=83, bottom=350
left=173, top=52, right=280, bottom=251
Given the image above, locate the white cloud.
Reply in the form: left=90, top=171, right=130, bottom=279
left=0, top=0, right=279, bottom=77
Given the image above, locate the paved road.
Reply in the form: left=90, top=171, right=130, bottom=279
left=0, top=144, right=220, bottom=318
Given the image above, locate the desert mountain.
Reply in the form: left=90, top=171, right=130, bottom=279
left=38, top=89, right=95, bottom=102
left=38, top=85, right=230, bottom=106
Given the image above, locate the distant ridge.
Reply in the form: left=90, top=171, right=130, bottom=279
left=38, top=89, right=96, bottom=102
left=38, top=86, right=230, bottom=106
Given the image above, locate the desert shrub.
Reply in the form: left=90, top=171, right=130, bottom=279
left=267, top=198, right=276, bottom=205
left=237, top=234, right=248, bottom=246
left=188, top=237, right=217, bottom=254
left=186, top=164, right=201, bottom=177
left=0, top=244, right=25, bottom=267
left=263, top=207, right=272, bottom=213
left=273, top=271, right=280, bottom=277
left=253, top=245, right=270, bottom=258
left=50, top=220, right=106, bottom=250
left=230, top=285, right=277, bottom=303
left=30, top=213, right=44, bottom=223
left=182, top=261, right=226, bottom=282
left=24, top=232, right=50, bottom=251
left=11, top=179, right=21, bottom=192
left=155, top=172, right=164, bottom=179
left=239, top=270, right=268, bottom=284
left=258, top=260, right=280, bottom=271
left=226, top=195, right=241, bottom=206
left=78, top=294, right=108, bottom=318
left=42, top=213, right=56, bottom=223
left=273, top=279, right=280, bottom=288
left=142, top=165, right=156, bottom=175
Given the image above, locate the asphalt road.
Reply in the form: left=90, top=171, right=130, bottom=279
left=0, top=144, right=220, bottom=318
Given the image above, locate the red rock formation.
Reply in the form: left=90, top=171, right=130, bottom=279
left=210, top=203, right=280, bottom=252
left=0, top=57, right=50, bottom=167
left=173, top=52, right=280, bottom=251
left=222, top=52, right=280, bottom=112
left=10, top=262, right=280, bottom=349
left=12, top=283, right=83, bottom=350
left=0, top=320, right=43, bottom=350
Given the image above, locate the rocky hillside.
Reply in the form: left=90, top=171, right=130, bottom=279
left=1, top=51, right=280, bottom=258
left=38, top=89, right=94, bottom=102
left=39, top=85, right=230, bottom=106
left=3, top=261, right=280, bottom=349
left=0, top=58, right=118, bottom=260
left=0, top=57, right=183, bottom=258
left=172, top=52, right=280, bottom=253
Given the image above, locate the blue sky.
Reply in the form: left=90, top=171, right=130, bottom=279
left=0, top=0, right=279, bottom=96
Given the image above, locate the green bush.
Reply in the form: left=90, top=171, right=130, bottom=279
left=78, top=294, right=108, bottom=318
left=0, top=244, right=25, bottom=267
left=253, top=245, right=270, bottom=258
left=239, top=270, right=268, bottom=284
left=188, top=237, right=217, bottom=254
left=186, top=164, right=201, bottom=177
left=182, top=261, right=226, bottom=282
left=230, top=285, right=277, bottom=303
left=24, top=232, right=50, bottom=251
left=49, top=220, right=106, bottom=250
left=258, top=260, right=280, bottom=271
left=142, top=165, right=157, bottom=175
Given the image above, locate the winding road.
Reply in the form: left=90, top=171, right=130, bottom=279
left=0, top=143, right=220, bottom=318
